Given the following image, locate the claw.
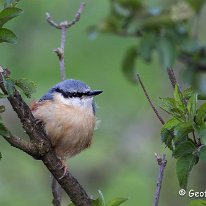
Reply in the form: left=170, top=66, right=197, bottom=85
left=58, top=158, right=68, bottom=180
left=59, top=166, right=68, bottom=180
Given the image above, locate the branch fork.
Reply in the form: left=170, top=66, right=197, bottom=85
left=0, top=67, right=91, bottom=206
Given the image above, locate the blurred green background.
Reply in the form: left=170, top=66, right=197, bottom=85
left=0, top=0, right=206, bottom=205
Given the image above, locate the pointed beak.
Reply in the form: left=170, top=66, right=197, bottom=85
left=88, top=90, right=103, bottom=96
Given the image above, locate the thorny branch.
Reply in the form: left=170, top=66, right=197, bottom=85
left=46, top=3, right=85, bottom=81
left=0, top=68, right=92, bottom=206
left=153, top=153, right=167, bottom=206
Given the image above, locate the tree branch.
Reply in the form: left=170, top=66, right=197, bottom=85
left=0, top=69, right=92, bottom=206
left=3, top=132, right=38, bottom=158
left=137, top=74, right=165, bottom=125
left=153, top=153, right=167, bottom=206
left=46, top=3, right=85, bottom=81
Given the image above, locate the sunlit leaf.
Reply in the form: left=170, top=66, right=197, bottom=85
left=160, top=97, right=184, bottom=119
left=195, top=126, right=206, bottom=145
left=173, top=141, right=196, bottom=158
left=0, top=28, right=17, bottom=44
left=0, top=7, right=23, bottom=27
left=106, top=197, right=128, bottom=206
left=176, top=154, right=197, bottom=189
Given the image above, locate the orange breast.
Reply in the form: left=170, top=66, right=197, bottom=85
left=31, top=100, right=96, bottom=158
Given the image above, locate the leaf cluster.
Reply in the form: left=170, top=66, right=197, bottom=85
left=160, top=85, right=206, bottom=189
left=0, top=0, right=22, bottom=44
left=0, top=70, right=36, bottom=157
left=91, top=0, right=206, bottom=84
left=68, top=190, right=128, bottom=206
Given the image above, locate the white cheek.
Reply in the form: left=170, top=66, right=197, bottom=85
left=58, top=94, right=93, bottom=110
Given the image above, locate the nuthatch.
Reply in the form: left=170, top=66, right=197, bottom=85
left=31, top=79, right=102, bottom=166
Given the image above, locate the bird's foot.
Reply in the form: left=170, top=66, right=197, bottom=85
left=58, top=159, right=68, bottom=180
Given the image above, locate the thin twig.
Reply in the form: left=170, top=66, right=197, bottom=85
left=46, top=3, right=86, bottom=205
left=153, top=153, right=167, bottom=206
left=46, top=3, right=85, bottom=81
left=137, top=74, right=165, bottom=125
left=52, top=177, right=62, bottom=206
left=3, top=132, right=38, bottom=158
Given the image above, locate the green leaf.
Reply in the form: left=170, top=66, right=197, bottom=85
left=0, top=92, right=8, bottom=98
left=174, top=85, right=183, bottom=105
left=0, top=105, right=5, bottom=113
left=187, top=0, right=206, bottom=13
left=4, top=0, right=20, bottom=8
left=160, top=97, right=184, bottom=119
left=11, top=78, right=36, bottom=98
left=106, top=197, right=128, bottom=206
left=187, top=92, right=197, bottom=119
left=195, top=126, right=206, bottom=145
left=174, top=122, right=194, bottom=139
left=198, top=146, right=206, bottom=162
left=92, top=190, right=105, bottom=206
left=0, top=28, right=17, bottom=44
left=188, top=199, right=206, bottom=206
left=0, top=7, right=23, bottom=27
left=183, top=87, right=195, bottom=100
left=196, top=103, right=206, bottom=125
left=157, top=37, right=176, bottom=69
left=0, top=116, right=9, bottom=137
left=161, top=117, right=180, bottom=150
left=139, top=32, right=156, bottom=62
left=3, top=77, right=15, bottom=96
left=176, top=154, right=196, bottom=189
left=173, top=141, right=196, bottom=158
left=122, top=46, right=138, bottom=83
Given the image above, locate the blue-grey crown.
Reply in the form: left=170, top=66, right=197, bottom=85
left=40, top=79, right=91, bottom=101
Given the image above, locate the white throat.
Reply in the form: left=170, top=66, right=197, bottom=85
left=54, top=93, right=94, bottom=112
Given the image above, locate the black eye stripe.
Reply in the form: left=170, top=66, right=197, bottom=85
left=55, top=88, right=89, bottom=98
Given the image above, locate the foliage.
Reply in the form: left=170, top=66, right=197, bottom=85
left=0, top=0, right=22, bottom=44
left=91, top=0, right=206, bottom=89
left=160, top=84, right=206, bottom=189
left=188, top=199, right=206, bottom=206
left=68, top=190, right=128, bottom=206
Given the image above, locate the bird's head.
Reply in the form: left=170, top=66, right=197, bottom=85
left=40, top=79, right=103, bottom=113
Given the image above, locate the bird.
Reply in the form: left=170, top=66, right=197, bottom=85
left=30, top=79, right=102, bottom=174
